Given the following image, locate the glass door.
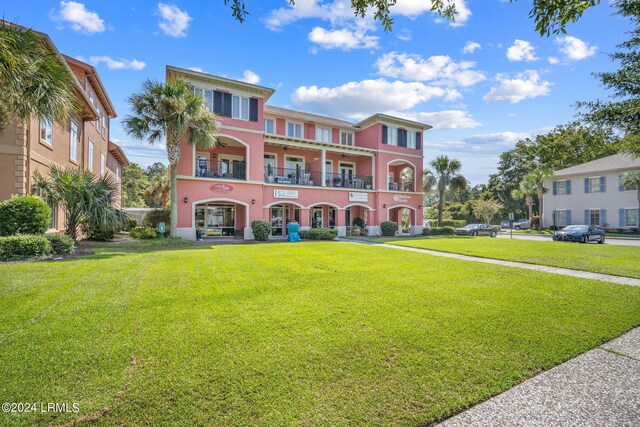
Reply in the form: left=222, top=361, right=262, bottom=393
left=271, top=205, right=284, bottom=236
left=206, top=205, right=235, bottom=237
left=340, top=162, right=354, bottom=187
left=312, top=208, right=323, bottom=228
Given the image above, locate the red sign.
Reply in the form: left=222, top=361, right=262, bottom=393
left=210, top=183, right=234, bottom=193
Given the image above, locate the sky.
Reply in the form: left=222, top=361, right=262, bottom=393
left=2, top=1, right=632, bottom=185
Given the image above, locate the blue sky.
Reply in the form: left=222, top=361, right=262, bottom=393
left=2, top=1, right=631, bottom=184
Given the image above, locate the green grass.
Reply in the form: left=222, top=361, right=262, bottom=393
left=386, top=237, right=640, bottom=278
left=1, top=242, right=640, bottom=426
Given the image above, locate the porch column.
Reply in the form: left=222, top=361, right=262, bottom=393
left=336, top=208, right=346, bottom=237
left=321, top=148, right=326, bottom=187
left=371, top=154, right=376, bottom=190
left=299, top=208, right=311, bottom=230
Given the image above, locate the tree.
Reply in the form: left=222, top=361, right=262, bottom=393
left=123, top=79, right=219, bottom=237
left=33, top=165, right=126, bottom=241
left=144, top=175, right=170, bottom=208
left=620, top=171, right=640, bottom=210
left=511, top=174, right=538, bottom=220
left=523, top=167, right=553, bottom=228
left=0, top=21, right=78, bottom=129
left=122, top=163, right=149, bottom=208
left=473, top=199, right=503, bottom=225
left=146, top=162, right=168, bottom=180
left=578, top=0, right=640, bottom=157
left=423, top=156, right=467, bottom=226
left=225, top=0, right=601, bottom=36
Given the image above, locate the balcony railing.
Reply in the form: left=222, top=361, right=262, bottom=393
left=388, top=180, right=414, bottom=192
left=264, top=167, right=319, bottom=186
left=196, top=159, right=246, bottom=180
left=326, top=173, right=373, bottom=190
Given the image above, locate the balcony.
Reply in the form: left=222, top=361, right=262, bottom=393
left=388, top=180, right=414, bottom=192
left=196, top=159, right=246, bottom=180
left=264, top=167, right=318, bottom=186
left=326, top=173, right=373, bottom=190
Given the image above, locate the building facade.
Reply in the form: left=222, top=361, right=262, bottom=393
left=0, top=28, right=127, bottom=230
left=543, top=154, right=640, bottom=229
left=170, top=66, right=430, bottom=240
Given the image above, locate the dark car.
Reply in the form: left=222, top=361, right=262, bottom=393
left=552, top=225, right=605, bottom=244
left=455, top=224, right=498, bottom=237
left=500, top=219, right=530, bottom=230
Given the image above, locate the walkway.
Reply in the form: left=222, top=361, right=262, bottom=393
left=439, top=327, right=640, bottom=426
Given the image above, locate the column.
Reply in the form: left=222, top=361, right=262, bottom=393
left=371, top=154, right=376, bottom=190
left=321, top=148, right=326, bottom=187
left=336, top=208, right=346, bottom=237
left=299, top=208, right=311, bottom=230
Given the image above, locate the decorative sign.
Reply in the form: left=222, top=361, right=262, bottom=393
left=392, top=194, right=411, bottom=203
left=210, top=183, right=234, bottom=193
left=274, top=189, right=299, bottom=199
left=349, top=192, right=368, bottom=202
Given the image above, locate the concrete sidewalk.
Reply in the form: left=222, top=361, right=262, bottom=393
left=439, top=327, right=640, bottom=426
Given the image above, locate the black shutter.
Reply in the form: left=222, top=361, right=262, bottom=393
left=249, top=98, right=258, bottom=122
left=222, top=93, right=232, bottom=117
left=213, top=91, right=223, bottom=115
left=416, top=132, right=422, bottom=150
left=398, top=129, right=407, bottom=147
left=382, top=125, right=388, bottom=144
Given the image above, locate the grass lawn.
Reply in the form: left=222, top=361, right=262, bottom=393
left=1, top=242, right=640, bottom=426
left=386, top=237, right=640, bottom=278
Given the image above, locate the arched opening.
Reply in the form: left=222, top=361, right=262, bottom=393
left=308, top=203, right=340, bottom=229
left=387, top=160, right=416, bottom=192
left=193, top=197, right=249, bottom=238
left=388, top=205, right=416, bottom=235
left=195, top=135, right=249, bottom=180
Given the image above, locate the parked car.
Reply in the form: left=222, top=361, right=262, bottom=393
left=423, top=219, right=431, bottom=228
left=552, top=225, right=605, bottom=244
left=455, top=224, right=498, bottom=237
left=500, top=219, right=530, bottom=230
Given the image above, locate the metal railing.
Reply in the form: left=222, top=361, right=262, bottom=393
left=264, top=167, right=319, bottom=186
left=388, top=180, right=413, bottom=192
left=196, top=159, right=246, bottom=180
left=325, top=173, right=373, bottom=190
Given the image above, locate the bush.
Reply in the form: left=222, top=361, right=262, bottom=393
left=123, top=217, right=138, bottom=232
left=0, top=195, right=51, bottom=236
left=130, top=226, right=157, bottom=240
left=306, top=228, right=338, bottom=240
left=422, top=226, right=455, bottom=236
left=46, top=234, right=75, bottom=255
left=353, top=217, right=365, bottom=228
left=299, top=230, right=309, bottom=239
left=439, top=219, right=466, bottom=228
left=0, top=235, right=52, bottom=259
left=143, top=209, right=170, bottom=228
left=251, top=220, right=271, bottom=241
left=530, top=215, right=540, bottom=230
left=380, top=221, right=397, bottom=237
left=81, top=222, right=114, bottom=241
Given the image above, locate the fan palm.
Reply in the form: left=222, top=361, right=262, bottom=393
left=423, top=156, right=467, bottom=226
left=511, top=174, right=538, bottom=220
left=123, top=79, right=219, bottom=236
left=33, top=165, right=127, bottom=241
left=0, top=21, right=78, bottom=128
left=525, top=167, right=552, bottom=228
left=145, top=175, right=170, bottom=208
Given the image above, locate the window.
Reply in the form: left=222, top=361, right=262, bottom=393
left=232, top=95, right=249, bottom=120
left=585, top=176, right=605, bottom=193
left=554, top=180, right=571, bottom=195
left=89, top=96, right=96, bottom=126
left=287, top=122, right=302, bottom=138
left=69, top=121, right=79, bottom=162
left=40, top=118, right=53, bottom=145
left=264, top=153, right=276, bottom=180
left=264, top=118, right=275, bottom=134
left=115, top=165, right=120, bottom=184
left=316, top=127, right=331, bottom=143
left=88, top=140, right=94, bottom=172
left=205, top=90, right=213, bottom=112
left=100, top=152, right=106, bottom=177
left=407, top=131, right=416, bottom=149
left=590, top=209, right=601, bottom=226
left=624, top=208, right=638, bottom=227
left=555, top=210, right=569, bottom=226
left=285, top=156, right=304, bottom=174
left=340, top=131, right=354, bottom=146
left=387, top=126, right=397, bottom=146
left=619, top=175, right=638, bottom=191
left=101, top=114, right=107, bottom=137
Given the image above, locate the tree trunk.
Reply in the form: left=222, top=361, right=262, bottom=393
left=437, top=190, right=444, bottom=227
left=170, top=162, right=178, bottom=237
left=526, top=195, right=533, bottom=220
left=537, top=185, right=544, bottom=229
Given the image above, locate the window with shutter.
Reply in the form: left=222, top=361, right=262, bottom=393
left=416, top=132, right=422, bottom=150
left=382, top=125, right=388, bottom=144
left=249, top=98, right=258, bottom=122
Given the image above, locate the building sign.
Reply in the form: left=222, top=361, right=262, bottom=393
left=349, top=192, right=368, bottom=202
left=393, top=194, right=411, bottom=203
left=274, top=189, right=299, bottom=199
left=210, top=183, right=233, bottom=193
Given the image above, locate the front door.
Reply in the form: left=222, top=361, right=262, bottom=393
left=271, top=205, right=284, bottom=236
left=312, top=208, right=323, bottom=228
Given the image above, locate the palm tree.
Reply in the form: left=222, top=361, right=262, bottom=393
left=0, top=21, right=78, bottom=128
left=123, top=79, right=219, bottom=237
left=144, top=175, right=170, bottom=208
left=423, top=155, right=467, bottom=226
left=33, top=165, right=126, bottom=241
left=525, top=167, right=552, bottom=228
left=620, top=171, right=640, bottom=210
left=511, top=174, right=537, bottom=220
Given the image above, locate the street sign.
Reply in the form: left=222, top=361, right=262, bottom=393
left=508, top=212, right=514, bottom=220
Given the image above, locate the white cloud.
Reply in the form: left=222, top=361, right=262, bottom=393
left=483, top=70, right=552, bottom=103
left=506, top=39, right=538, bottom=62
left=308, top=23, right=379, bottom=50
left=88, top=56, right=146, bottom=70
left=241, top=70, right=261, bottom=85
left=429, top=131, right=530, bottom=155
left=375, top=52, right=486, bottom=88
left=291, top=79, right=460, bottom=119
left=555, top=36, right=597, bottom=61
left=54, top=1, right=105, bottom=34
left=398, top=29, right=412, bottom=42
left=391, top=110, right=482, bottom=130
left=157, top=3, right=191, bottom=37
left=391, top=0, right=472, bottom=26
left=547, top=56, right=559, bottom=65
left=462, top=41, right=481, bottom=54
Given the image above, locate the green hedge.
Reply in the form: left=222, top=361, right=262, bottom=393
left=130, top=226, right=157, bottom=240
left=380, top=221, right=397, bottom=237
left=251, top=220, right=271, bottom=241
left=439, top=219, right=466, bottom=228
left=422, top=226, right=455, bottom=236
left=143, top=209, right=170, bottom=228
left=46, top=235, right=75, bottom=255
left=0, top=195, right=51, bottom=236
left=0, top=235, right=52, bottom=259
left=306, top=228, right=338, bottom=240
left=123, top=217, right=138, bottom=231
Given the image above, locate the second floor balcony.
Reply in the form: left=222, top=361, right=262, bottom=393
left=264, top=166, right=373, bottom=190
left=196, top=159, right=246, bottom=180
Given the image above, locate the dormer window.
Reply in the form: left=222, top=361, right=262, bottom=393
left=287, top=122, right=302, bottom=138
left=316, top=127, right=331, bottom=143
left=340, top=131, right=354, bottom=146
left=264, top=118, right=275, bottom=134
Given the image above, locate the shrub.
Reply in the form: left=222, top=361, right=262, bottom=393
left=0, top=235, right=52, bottom=259
left=0, top=195, right=51, bottom=236
left=422, top=226, right=455, bottom=236
left=81, top=222, right=114, bottom=241
left=439, top=219, right=466, bottom=228
left=530, top=215, right=540, bottom=230
left=130, top=226, right=157, bottom=240
left=298, top=230, right=309, bottom=239
left=46, top=234, right=75, bottom=255
left=143, top=209, right=170, bottom=228
left=306, top=228, right=338, bottom=240
left=123, top=217, right=138, bottom=232
left=380, top=221, right=397, bottom=237
left=251, top=220, right=271, bottom=241
left=353, top=217, right=365, bottom=228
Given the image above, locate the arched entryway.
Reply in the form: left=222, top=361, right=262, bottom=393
left=193, top=198, right=249, bottom=238
left=308, top=203, right=340, bottom=230
left=265, top=202, right=303, bottom=237
left=195, top=135, right=249, bottom=180
left=386, top=159, right=416, bottom=192
left=387, top=205, right=417, bottom=235
left=344, top=203, right=371, bottom=235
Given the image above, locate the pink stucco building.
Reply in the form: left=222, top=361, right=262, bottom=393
left=168, top=66, right=430, bottom=240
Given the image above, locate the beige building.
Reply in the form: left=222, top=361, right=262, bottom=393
left=0, top=28, right=128, bottom=230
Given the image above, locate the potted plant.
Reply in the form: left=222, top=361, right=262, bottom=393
left=353, top=226, right=361, bottom=236
left=364, top=176, right=373, bottom=190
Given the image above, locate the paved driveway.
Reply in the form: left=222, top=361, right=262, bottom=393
left=497, top=231, right=640, bottom=247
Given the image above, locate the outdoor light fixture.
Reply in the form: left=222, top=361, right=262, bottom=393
left=418, top=204, right=422, bottom=209
left=252, top=199, right=256, bottom=205
left=383, top=204, right=387, bottom=208
left=183, top=197, right=188, bottom=204
left=212, top=153, right=217, bottom=159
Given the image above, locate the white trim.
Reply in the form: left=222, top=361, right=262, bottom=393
left=344, top=203, right=375, bottom=210
left=377, top=149, right=423, bottom=158
left=193, top=133, right=251, bottom=179
left=308, top=201, right=341, bottom=209
left=190, top=197, right=250, bottom=230
left=285, top=120, right=304, bottom=138
left=315, top=126, right=332, bottom=143
left=263, top=117, right=276, bottom=135
left=220, top=124, right=265, bottom=135
left=385, top=205, right=417, bottom=221
left=340, top=130, right=354, bottom=147
left=386, top=158, right=417, bottom=191
left=264, top=200, right=306, bottom=209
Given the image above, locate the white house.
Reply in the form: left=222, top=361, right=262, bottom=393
left=542, top=153, right=640, bottom=229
